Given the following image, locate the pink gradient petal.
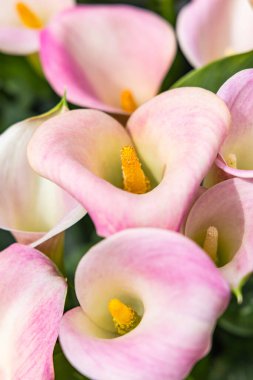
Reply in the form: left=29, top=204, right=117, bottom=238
left=60, top=228, right=230, bottom=380
left=185, top=178, right=253, bottom=290
left=216, top=69, right=253, bottom=178
left=27, top=88, right=230, bottom=236
left=177, top=0, right=253, bottom=67
left=179, top=186, right=206, bottom=232
left=40, top=5, right=176, bottom=113
left=0, top=104, right=85, bottom=252
left=0, top=243, right=67, bottom=379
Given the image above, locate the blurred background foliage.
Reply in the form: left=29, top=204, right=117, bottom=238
left=1, top=0, right=253, bottom=379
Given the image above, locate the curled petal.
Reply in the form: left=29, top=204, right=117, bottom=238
left=28, top=88, right=230, bottom=236
left=40, top=5, right=176, bottom=113
left=60, top=228, right=230, bottom=380
left=0, top=243, right=67, bottom=379
left=0, top=102, right=85, bottom=254
left=216, top=69, right=253, bottom=178
left=185, top=178, right=253, bottom=290
left=177, top=0, right=253, bottom=67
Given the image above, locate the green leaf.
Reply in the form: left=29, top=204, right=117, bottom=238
left=172, top=51, right=253, bottom=92
left=0, top=53, right=58, bottom=132
left=148, top=0, right=176, bottom=25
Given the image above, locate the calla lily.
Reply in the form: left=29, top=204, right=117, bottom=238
left=40, top=5, right=176, bottom=114
left=177, top=0, right=253, bottom=67
left=0, top=0, right=75, bottom=55
left=59, top=228, right=230, bottom=380
left=0, top=243, right=67, bottom=379
left=27, top=87, right=230, bottom=237
left=214, top=69, right=253, bottom=179
left=184, top=178, right=253, bottom=299
left=0, top=99, right=85, bottom=264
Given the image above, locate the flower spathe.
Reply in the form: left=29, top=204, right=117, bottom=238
left=59, top=228, right=230, bottom=380
left=184, top=178, right=253, bottom=297
left=0, top=0, right=75, bottom=55
left=39, top=5, right=176, bottom=114
left=27, top=87, right=230, bottom=237
left=215, top=69, right=253, bottom=179
left=0, top=243, right=67, bottom=379
left=0, top=98, right=85, bottom=262
left=177, top=0, right=253, bottom=67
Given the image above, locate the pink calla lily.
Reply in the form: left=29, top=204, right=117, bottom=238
left=27, top=88, right=230, bottom=237
left=0, top=0, right=75, bottom=55
left=0, top=243, right=67, bottom=379
left=215, top=69, right=253, bottom=179
left=40, top=5, right=176, bottom=114
left=59, top=228, right=230, bottom=380
left=0, top=99, right=85, bottom=261
left=184, top=178, right=253, bottom=298
left=177, top=0, right=253, bottom=67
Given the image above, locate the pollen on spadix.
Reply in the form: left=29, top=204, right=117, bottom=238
left=120, top=146, right=150, bottom=194
left=108, top=298, right=141, bottom=335
left=120, top=89, right=137, bottom=113
left=226, top=153, right=237, bottom=169
left=16, top=2, right=43, bottom=29
left=203, top=226, right=219, bottom=264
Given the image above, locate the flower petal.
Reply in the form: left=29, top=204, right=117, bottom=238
left=0, top=102, right=86, bottom=250
left=28, top=88, right=230, bottom=236
left=60, top=228, right=230, bottom=380
left=0, top=27, right=39, bottom=55
left=0, top=243, right=67, bottom=379
left=40, top=5, right=176, bottom=113
left=177, top=0, right=253, bottom=67
left=185, top=178, right=253, bottom=290
left=216, top=69, right=253, bottom=178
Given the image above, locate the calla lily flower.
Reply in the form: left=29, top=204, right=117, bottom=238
left=0, top=99, right=85, bottom=263
left=27, top=87, right=230, bottom=237
left=184, top=178, right=253, bottom=299
left=177, top=0, right=253, bottom=67
left=40, top=5, right=176, bottom=114
left=0, top=0, right=75, bottom=55
left=0, top=243, right=67, bottom=379
left=59, top=228, right=230, bottom=380
left=214, top=69, right=253, bottom=179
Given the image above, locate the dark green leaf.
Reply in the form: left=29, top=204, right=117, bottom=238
left=0, top=53, right=58, bottom=131
left=148, top=0, right=176, bottom=25
left=172, top=51, right=253, bottom=92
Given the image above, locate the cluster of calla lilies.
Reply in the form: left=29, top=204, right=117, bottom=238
left=1, top=0, right=253, bottom=379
